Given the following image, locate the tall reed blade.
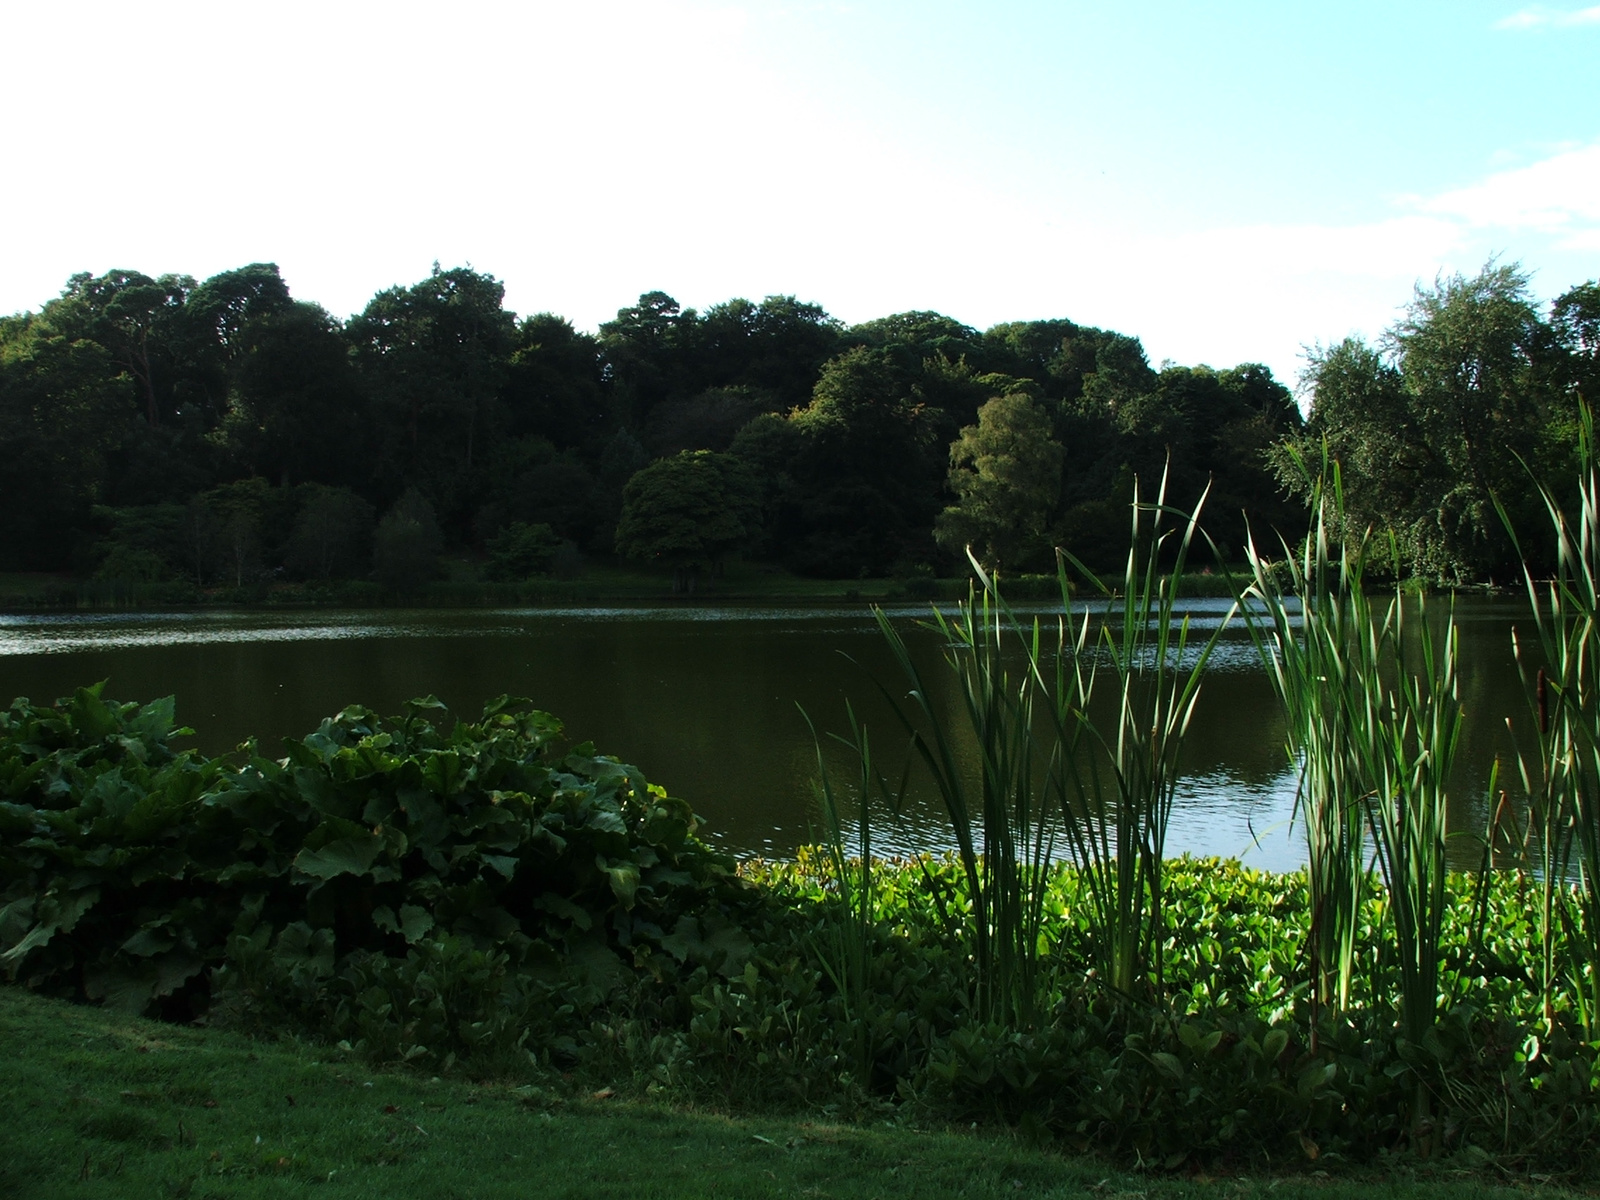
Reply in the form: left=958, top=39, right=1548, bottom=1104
left=1240, top=451, right=1370, bottom=1017
left=1498, top=400, right=1600, bottom=1036
left=867, top=569, right=1059, bottom=1026
left=800, top=701, right=890, bottom=1078
left=1052, top=467, right=1228, bottom=1000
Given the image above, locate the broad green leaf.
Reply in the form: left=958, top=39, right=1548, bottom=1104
left=1149, top=1051, right=1184, bottom=1081
left=293, top=833, right=383, bottom=880
left=422, top=751, right=464, bottom=797
left=398, top=904, right=434, bottom=944
left=120, top=926, right=177, bottom=957
left=600, top=859, right=639, bottom=907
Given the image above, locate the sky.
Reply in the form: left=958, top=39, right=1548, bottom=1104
left=2, top=0, right=1597, bottom=388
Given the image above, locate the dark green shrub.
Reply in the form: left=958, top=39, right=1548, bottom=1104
left=373, top=489, right=442, bottom=592
left=485, top=521, right=560, bottom=581
left=0, top=686, right=741, bottom=1033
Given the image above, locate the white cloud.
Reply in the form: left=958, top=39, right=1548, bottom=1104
left=1495, top=5, right=1600, bottom=28
left=1419, top=143, right=1600, bottom=245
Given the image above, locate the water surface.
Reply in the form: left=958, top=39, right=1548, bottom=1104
left=0, top=599, right=1531, bottom=871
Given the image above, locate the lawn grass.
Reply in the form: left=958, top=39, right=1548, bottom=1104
left=3, top=986, right=1585, bottom=1200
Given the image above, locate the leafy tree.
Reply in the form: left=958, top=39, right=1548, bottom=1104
left=87, top=503, right=189, bottom=583
left=40, top=269, right=193, bottom=427
left=284, top=485, right=376, bottom=581
left=1554, top=281, right=1600, bottom=405
left=186, top=263, right=293, bottom=354
left=514, top=458, right=603, bottom=545
left=202, top=477, right=277, bottom=588
left=348, top=265, right=517, bottom=526
left=728, top=412, right=805, bottom=558
left=180, top=494, right=220, bottom=588
left=694, top=296, right=844, bottom=410
left=219, top=301, right=367, bottom=487
left=1120, top=363, right=1303, bottom=559
left=501, top=314, right=609, bottom=452
left=644, top=385, right=775, bottom=456
left=1288, top=262, right=1566, bottom=581
left=0, top=316, right=124, bottom=568
left=182, top=263, right=297, bottom=429
left=849, top=311, right=987, bottom=368
left=374, top=489, right=443, bottom=593
left=614, top=451, right=761, bottom=592
left=936, top=391, right=1064, bottom=569
left=599, top=292, right=695, bottom=426
left=782, top=346, right=945, bottom=576
left=486, top=521, right=561, bottom=581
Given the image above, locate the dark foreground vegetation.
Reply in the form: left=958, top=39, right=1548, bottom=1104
left=3, top=679, right=1600, bottom=1186
left=2, top=259, right=1595, bottom=597
left=10, top=989, right=1564, bottom=1200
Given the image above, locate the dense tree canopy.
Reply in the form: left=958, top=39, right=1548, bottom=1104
left=2, top=257, right=1590, bottom=589
left=1286, top=263, right=1577, bottom=582
left=614, top=451, right=761, bottom=591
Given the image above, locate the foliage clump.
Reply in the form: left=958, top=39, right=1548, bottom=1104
left=0, top=687, right=749, bottom=1066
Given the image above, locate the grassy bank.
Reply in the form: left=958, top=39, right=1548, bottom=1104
left=3, top=984, right=1577, bottom=1200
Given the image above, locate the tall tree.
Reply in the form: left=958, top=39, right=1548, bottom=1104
left=348, top=265, right=516, bottom=527
left=694, top=295, right=844, bottom=410
left=0, top=315, right=124, bottom=568
left=598, top=291, right=694, bottom=427
left=501, top=313, right=610, bottom=452
left=614, top=450, right=761, bottom=592
left=781, top=346, right=945, bottom=576
left=1554, top=281, right=1600, bottom=406
left=220, top=301, right=367, bottom=487
left=935, top=391, right=1064, bottom=569
left=1288, top=263, right=1565, bottom=580
left=40, top=269, right=193, bottom=427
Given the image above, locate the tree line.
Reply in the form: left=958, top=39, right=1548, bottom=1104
left=0, top=260, right=1592, bottom=592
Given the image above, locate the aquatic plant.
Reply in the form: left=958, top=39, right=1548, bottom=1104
left=1048, top=470, right=1225, bottom=999
left=1500, top=403, right=1600, bottom=1036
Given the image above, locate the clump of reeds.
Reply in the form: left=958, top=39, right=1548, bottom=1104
left=830, top=466, right=1221, bottom=1019
left=867, top=565, right=1061, bottom=1025
left=800, top=701, right=885, bottom=1079
left=1240, top=457, right=1369, bottom=1018
left=1048, top=471, right=1225, bottom=999
left=1499, top=403, right=1600, bottom=1036
left=1243, top=447, right=1464, bottom=1149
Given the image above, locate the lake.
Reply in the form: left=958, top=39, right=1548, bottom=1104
left=0, top=598, right=1534, bottom=871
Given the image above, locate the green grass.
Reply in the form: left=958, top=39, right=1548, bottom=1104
left=3, top=985, right=1589, bottom=1200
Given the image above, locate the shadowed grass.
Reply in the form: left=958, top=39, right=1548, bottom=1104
left=3, top=984, right=1584, bottom=1200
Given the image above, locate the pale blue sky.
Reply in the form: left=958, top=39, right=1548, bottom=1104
left=3, top=0, right=1596, bottom=386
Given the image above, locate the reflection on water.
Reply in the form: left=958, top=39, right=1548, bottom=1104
left=0, top=598, right=1531, bottom=871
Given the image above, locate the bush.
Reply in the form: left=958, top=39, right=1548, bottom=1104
left=0, top=687, right=744, bottom=1041
left=485, top=521, right=561, bottom=581
left=373, top=489, right=442, bottom=593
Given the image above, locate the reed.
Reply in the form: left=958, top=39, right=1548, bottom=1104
left=1048, top=470, right=1226, bottom=999
left=1351, top=582, right=1461, bottom=1051
left=1242, top=449, right=1463, bottom=1148
left=869, top=571, right=1060, bottom=1025
left=1499, top=403, right=1600, bottom=1036
left=800, top=701, right=886, bottom=1078
left=1240, top=456, right=1371, bottom=1018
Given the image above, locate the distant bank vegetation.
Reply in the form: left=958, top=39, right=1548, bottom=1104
left=0, top=261, right=1594, bottom=595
